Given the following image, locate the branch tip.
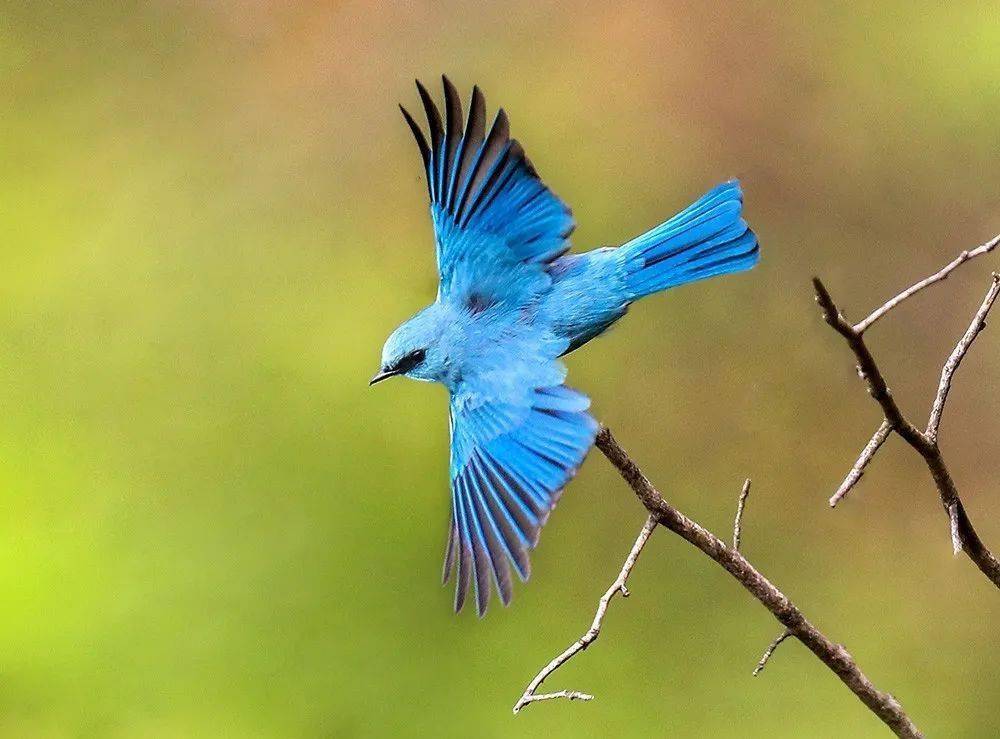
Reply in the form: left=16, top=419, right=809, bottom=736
left=829, top=420, right=892, bottom=507
left=733, top=478, right=751, bottom=551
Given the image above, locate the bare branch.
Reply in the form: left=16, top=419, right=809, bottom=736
left=830, top=421, right=893, bottom=508
left=512, top=514, right=657, bottom=713
left=753, top=630, right=792, bottom=677
left=516, top=239, right=996, bottom=735
left=592, top=428, right=922, bottom=738
left=854, top=234, right=999, bottom=333
left=927, top=272, right=1000, bottom=441
left=816, top=258, right=1000, bottom=589
left=733, top=478, right=751, bottom=551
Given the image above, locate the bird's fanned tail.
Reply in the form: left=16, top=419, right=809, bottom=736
left=618, top=180, right=759, bottom=300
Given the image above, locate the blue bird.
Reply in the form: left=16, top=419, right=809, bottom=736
left=372, top=77, right=759, bottom=616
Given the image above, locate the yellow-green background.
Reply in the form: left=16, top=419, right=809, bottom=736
left=3, top=2, right=999, bottom=737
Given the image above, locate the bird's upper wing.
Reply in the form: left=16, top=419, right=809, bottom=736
left=400, top=77, right=575, bottom=299
left=445, top=331, right=598, bottom=616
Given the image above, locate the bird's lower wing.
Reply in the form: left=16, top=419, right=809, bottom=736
left=446, top=384, right=598, bottom=616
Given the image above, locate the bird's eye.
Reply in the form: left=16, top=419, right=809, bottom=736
left=394, top=348, right=426, bottom=373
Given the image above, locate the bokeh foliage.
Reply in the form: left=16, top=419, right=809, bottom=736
left=2, top=2, right=999, bottom=736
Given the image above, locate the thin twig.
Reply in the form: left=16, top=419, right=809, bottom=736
left=927, top=272, right=1000, bottom=442
left=592, top=428, right=922, bottom=738
left=830, top=420, right=893, bottom=508
left=512, top=514, right=657, bottom=713
left=753, top=630, right=792, bottom=676
left=815, top=267, right=1000, bottom=589
left=733, top=478, right=751, bottom=551
left=853, top=234, right=999, bottom=333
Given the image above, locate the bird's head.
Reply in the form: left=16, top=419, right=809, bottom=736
left=371, top=305, right=451, bottom=386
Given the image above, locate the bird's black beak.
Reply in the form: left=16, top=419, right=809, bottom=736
left=369, top=368, right=398, bottom=386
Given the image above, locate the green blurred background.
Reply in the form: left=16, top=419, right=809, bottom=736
left=3, top=2, right=999, bottom=736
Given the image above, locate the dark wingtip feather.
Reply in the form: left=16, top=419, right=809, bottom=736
left=442, top=76, right=463, bottom=138
left=442, top=520, right=457, bottom=584
left=440, top=76, right=463, bottom=202
left=466, top=87, right=486, bottom=149
left=471, top=534, right=491, bottom=617
left=454, top=107, right=511, bottom=223
left=442, top=75, right=461, bottom=113
left=446, top=84, right=488, bottom=210
left=454, top=540, right=472, bottom=613
left=497, top=579, right=512, bottom=607
left=473, top=456, right=532, bottom=585
left=415, top=79, right=443, bottom=201
left=494, top=108, right=510, bottom=140
left=415, top=78, right=442, bottom=146
left=475, top=581, right=489, bottom=617
left=469, top=85, right=485, bottom=118
left=470, top=486, right=514, bottom=608
left=399, top=104, right=431, bottom=173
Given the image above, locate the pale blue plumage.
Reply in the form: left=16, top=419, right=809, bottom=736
left=375, top=77, right=759, bottom=615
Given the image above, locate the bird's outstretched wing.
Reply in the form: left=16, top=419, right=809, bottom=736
left=447, top=375, right=598, bottom=616
left=400, top=76, right=575, bottom=298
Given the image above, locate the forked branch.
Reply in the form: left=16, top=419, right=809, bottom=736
left=814, top=240, right=1000, bottom=589
left=514, top=428, right=922, bottom=738
left=512, top=514, right=657, bottom=713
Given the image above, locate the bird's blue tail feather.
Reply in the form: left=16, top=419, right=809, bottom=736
left=619, top=180, right=759, bottom=301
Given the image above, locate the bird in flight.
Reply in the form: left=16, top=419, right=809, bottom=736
left=372, top=77, right=759, bottom=616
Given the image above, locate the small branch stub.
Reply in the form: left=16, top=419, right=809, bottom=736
left=753, top=630, right=792, bottom=677
left=733, top=478, right=752, bottom=551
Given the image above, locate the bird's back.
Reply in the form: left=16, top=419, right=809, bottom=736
left=541, top=248, right=632, bottom=355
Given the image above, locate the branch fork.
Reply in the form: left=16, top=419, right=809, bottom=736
left=814, top=235, right=999, bottom=587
